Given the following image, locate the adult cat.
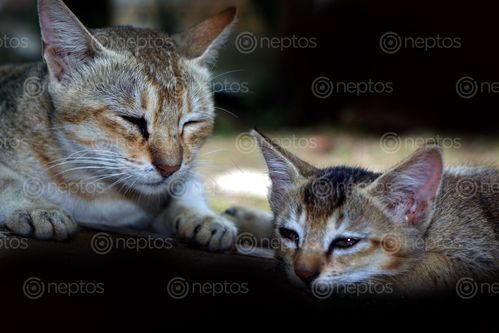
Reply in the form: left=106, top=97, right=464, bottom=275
left=0, top=0, right=238, bottom=250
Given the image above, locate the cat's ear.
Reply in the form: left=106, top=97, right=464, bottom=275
left=174, top=7, right=237, bottom=65
left=252, top=129, right=318, bottom=211
left=366, top=145, right=443, bottom=231
left=38, top=0, right=106, bottom=82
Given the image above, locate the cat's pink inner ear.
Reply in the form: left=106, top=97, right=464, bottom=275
left=376, top=147, right=443, bottom=227
left=414, top=149, right=443, bottom=201
left=263, top=150, right=296, bottom=194
left=44, top=46, right=65, bottom=81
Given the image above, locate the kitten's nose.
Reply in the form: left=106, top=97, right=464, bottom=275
left=295, top=269, right=320, bottom=285
left=154, top=163, right=181, bottom=177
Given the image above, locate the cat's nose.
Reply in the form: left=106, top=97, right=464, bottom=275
left=154, top=163, right=181, bottom=177
left=294, top=269, right=320, bottom=285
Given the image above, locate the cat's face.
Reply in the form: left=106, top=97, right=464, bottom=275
left=253, top=130, right=443, bottom=289
left=38, top=0, right=236, bottom=195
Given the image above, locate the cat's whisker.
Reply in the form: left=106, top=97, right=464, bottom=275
left=124, top=179, right=139, bottom=197
left=105, top=173, right=135, bottom=193
left=214, top=106, right=239, bottom=119
left=191, top=163, right=223, bottom=171
left=47, top=151, right=121, bottom=166
left=119, top=175, right=139, bottom=196
left=92, top=149, right=121, bottom=155
left=192, top=158, right=226, bottom=166
left=198, top=149, right=227, bottom=156
left=228, top=157, right=246, bottom=174
left=53, top=165, right=113, bottom=177
left=47, top=159, right=120, bottom=170
left=48, top=150, right=93, bottom=164
left=211, top=69, right=245, bottom=80
left=47, top=156, right=120, bottom=164
left=86, top=172, right=128, bottom=183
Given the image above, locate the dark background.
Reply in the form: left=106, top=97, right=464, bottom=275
left=1, top=0, right=499, bottom=135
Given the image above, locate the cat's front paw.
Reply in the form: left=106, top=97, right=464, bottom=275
left=5, top=207, right=77, bottom=241
left=173, top=212, right=237, bottom=251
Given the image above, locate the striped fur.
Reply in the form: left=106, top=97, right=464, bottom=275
left=253, top=130, right=499, bottom=295
left=0, top=0, right=238, bottom=250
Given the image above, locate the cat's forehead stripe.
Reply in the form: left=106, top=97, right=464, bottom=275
left=140, top=90, right=148, bottom=110
left=186, top=96, right=193, bottom=114
left=303, top=166, right=380, bottom=224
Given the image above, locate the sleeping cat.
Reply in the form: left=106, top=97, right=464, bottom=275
left=0, top=0, right=238, bottom=250
left=250, top=130, right=499, bottom=294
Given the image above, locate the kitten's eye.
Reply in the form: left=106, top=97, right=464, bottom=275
left=279, top=227, right=299, bottom=244
left=122, top=116, right=149, bottom=140
left=330, top=237, right=360, bottom=251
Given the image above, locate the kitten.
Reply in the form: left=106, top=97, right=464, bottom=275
left=0, top=0, right=238, bottom=250
left=251, top=130, right=499, bottom=295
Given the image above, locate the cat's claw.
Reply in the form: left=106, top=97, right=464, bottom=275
left=5, top=208, right=77, bottom=241
left=173, top=213, right=237, bottom=251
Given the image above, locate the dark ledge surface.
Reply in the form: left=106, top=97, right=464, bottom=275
left=0, top=228, right=496, bottom=330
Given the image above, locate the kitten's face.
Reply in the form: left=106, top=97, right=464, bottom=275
left=38, top=0, right=236, bottom=195
left=253, top=130, right=442, bottom=290
left=275, top=182, right=424, bottom=285
left=274, top=174, right=420, bottom=288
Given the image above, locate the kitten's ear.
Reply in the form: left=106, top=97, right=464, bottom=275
left=38, top=0, right=105, bottom=82
left=252, top=129, right=318, bottom=211
left=174, top=7, right=237, bottom=65
left=366, top=145, right=443, bottom=230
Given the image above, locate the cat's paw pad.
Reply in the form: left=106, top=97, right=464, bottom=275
left=174, top=213, right=237, bottom=251
left=5, top=208, right=77, bottom=241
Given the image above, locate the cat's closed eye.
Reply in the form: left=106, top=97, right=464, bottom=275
left=279, top=227, right=299, bottom=244
left=182, top=120, right=204, bottom=131
left=121, top=115, right=149, bottom=140
left=183, top=120, right=203, bottom=127
left=181, top=118, right=211, bottom=138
